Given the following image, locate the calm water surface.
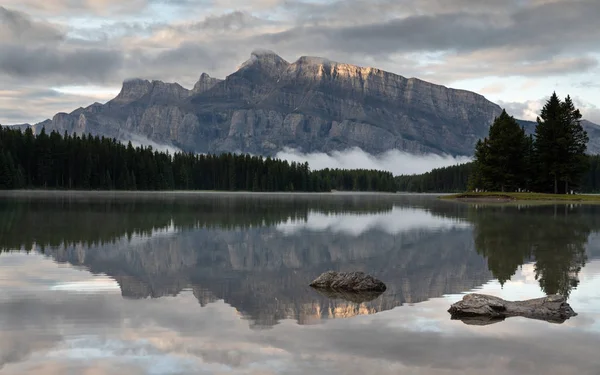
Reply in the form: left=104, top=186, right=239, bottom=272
left=0, top=192, right=599, bottom=374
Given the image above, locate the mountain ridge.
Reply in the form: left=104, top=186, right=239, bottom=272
left=5, top=49, right=600, bottom=155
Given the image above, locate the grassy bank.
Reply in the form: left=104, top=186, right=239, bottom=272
left=442, top=192, right=600, bottom=202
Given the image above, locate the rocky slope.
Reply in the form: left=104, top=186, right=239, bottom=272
left=0, top=51, right=508, bottom=156
left=8, top=49, right=599, bottom=156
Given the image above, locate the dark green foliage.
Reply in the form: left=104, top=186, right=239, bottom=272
left=395, top=163, right=472, bottom=193
left=0, top=196, right=396, bottom=252
left=580, top=155, right=600, bottom=193
left=471, top=110, right=528, bottom=192
left=397, top=155, right=600, bottom=194
left=469, top=204, right=589, bottom=297
left=467, top=93, right=589, bottom=194
left=0, top=126, right=396, bottom=192
left=534, top=93, right=589, bottom=193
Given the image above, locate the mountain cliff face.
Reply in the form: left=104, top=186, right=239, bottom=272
left=14, top=50, right=503, bottom=156
left=10, top=49, right=600, bottom=156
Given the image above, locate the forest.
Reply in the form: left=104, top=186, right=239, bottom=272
left=471, top=94, right=588, bottom=194
left=396, top=156, right=600, bottom=194
left=395, top=163, right=472, bottom=193
left=0, top=126, right=396, bottom=192
left=398, top=93, right=598, bottom=194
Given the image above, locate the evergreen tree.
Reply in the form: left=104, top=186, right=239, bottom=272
left=559, top=95, right=588, bottom=193
left=535, top=93, right=588, bottom=194
left=471, top=110, right=528, bottom=192
left=0, top=125, right=396, bottom=193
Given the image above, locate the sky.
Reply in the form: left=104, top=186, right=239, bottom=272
left=1, top=0, right=600, bottom=126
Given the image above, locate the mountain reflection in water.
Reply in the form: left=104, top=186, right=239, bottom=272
left=0, top=193, right=599, bottom=328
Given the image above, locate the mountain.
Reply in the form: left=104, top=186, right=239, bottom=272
left=6, top=49, right=600, bottom=156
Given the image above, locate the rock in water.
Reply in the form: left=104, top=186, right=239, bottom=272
left=309, top=271, right=386, bottom=292
left=448, top=294, right=577, bottom=324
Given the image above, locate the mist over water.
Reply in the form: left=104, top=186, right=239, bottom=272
left=276, top=147, right=471, bottom=175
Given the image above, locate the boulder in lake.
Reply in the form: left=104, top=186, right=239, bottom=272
left=448, top=293, right=577, bottom=324
left=309, top=271, right=386, bottom=292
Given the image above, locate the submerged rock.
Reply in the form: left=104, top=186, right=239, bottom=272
left=448, top=293, right=577, bottom=324
left=309, top=271, right=387, bottom=292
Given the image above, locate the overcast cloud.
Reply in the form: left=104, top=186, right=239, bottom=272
left=0, top=0, right=599, bottom=125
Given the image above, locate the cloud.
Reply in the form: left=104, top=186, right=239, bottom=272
left=498, top=100, right=544, bottom=122
left=0, top=6, right=64, bottom=43
left=0, top=45, right=123, bottom=82
left=499, top=95, right=600, bottom=124
left=125, top=133, right=182, bottom=154
left=0, top=87, right=118, bottom=125
left=0, top=0, right=151, bottom=16
left=479, top=83, right=506, bottom=95
left=572, top=97, right=600, bottom=125
left=276, top=147, right=471, bottom=176
left=1, top=0, right=600, bottom=125
left=276, top=207, right=470, bottom=236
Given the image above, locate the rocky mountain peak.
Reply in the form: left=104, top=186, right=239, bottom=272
left=111, top=78, right=191, bottom=105
left=22, top=50, right=600, bottom=156
left=236, top=49, right=290, bottom=77
left=149, top=80, right=190, bottom=101
left=250, top=49, right=289, bottom=65
left=290, top=55, right=385, bottom=81
left=112, top=78, right=154, bottom=105
left=192, top=72, right=223, bottom=95
left=294, top=56, right=336, bottom=67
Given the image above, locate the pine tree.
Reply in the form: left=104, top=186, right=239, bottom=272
left=560, top=96, right=588, bottom=193
left=0, top=151, right=11, bottom=189
left=471, top=110, right=528, bottom=192
left=535, top=93, right=588, bottom=194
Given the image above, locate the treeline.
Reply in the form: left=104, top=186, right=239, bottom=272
left=398, top=93, right=595, bottom=194
left=0, top=126, right=396, bottom=192
left=471, top=94, right=588, bottom=194
left=397, top=156, right=600, bottom=194
left=395, top=163, right=472, bottom=193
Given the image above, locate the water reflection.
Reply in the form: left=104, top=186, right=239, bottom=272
left=468, top=204, right=597, bottom=297
left=0, top=193, right=486, bottom=327
left=1, top=193, right=600, bottom=374
left=2, top=254, right=600, bottom=375
left=1, top=194, right=600, bottom=329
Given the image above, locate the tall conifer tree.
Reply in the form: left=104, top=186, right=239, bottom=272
left=535, top=93, right=588, bottom=193
left=472, top=110, right=528, bottom=192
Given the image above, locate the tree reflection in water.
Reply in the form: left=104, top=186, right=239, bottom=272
left=469, top=204, right=593, bottom=298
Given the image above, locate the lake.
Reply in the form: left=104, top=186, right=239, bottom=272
left=0, top=192, right=599, bottom=374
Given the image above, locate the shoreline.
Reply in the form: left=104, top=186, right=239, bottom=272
left=0, top=190, right=405, bottom=199
left=441, top=192, right=600, bottom=203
